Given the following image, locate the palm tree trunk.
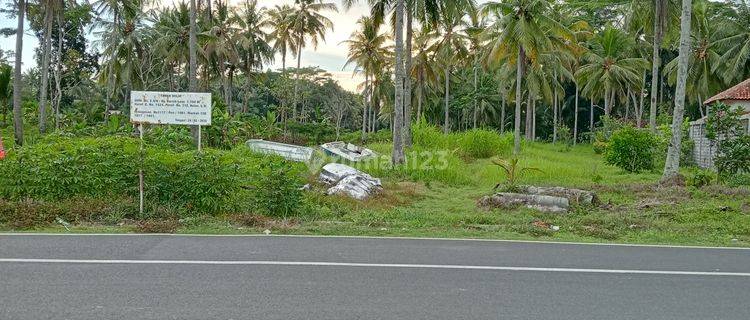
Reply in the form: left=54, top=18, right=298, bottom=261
left=403, top=9, right=413, bottom=147
left=294, top=33, right=303, bottom=121
left=443, top=65, right=450, bottom=134
left=54, top=4, right=63, bottom=130
left=417, top=69, right=423, bottom=120
left=604, top=87, right=611, bottom=116
left=38, top=7, right=53, bottom=134
left=574, top=82, right=579, bottom=145
left=12, top=0, right=25, bottom=146
left=362, top=73, right=369, bottom=141
left=391, top=0, right=405, bottom=164
left=638, top=71, right=646, bottom=127
left=649, top=0, right=664, bottom=133
left=525, top=93, right=532, bottom=140
left=500, top=96, right=506, bottom=133
left=189, top=0, right=200, bottom=147
left=590, top=98, right=594, bottom=136
left=531, top=98, right=537, bottom=141
left=625, top=88, right=631, bottom=120
left=473, top=54, right=478, bottom=129
left=663, top=0, right=692, bottom=180
left=553, top=77, right=558, bottom=143
left=513, top=47, right=524, bottom=155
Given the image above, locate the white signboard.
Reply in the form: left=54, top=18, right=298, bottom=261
left=130, top=91, right=212, bottom=125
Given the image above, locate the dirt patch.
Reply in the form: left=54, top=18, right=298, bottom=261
left=659, top=173, right=687, bottom=187
left=703, top=185, right=750, bottom=197
left=135, top=220, right=181, bottom=233
left=634, top=198, right=675, bottom=210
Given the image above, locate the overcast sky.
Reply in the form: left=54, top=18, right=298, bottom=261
left=0, top=0, right=374, bottom=91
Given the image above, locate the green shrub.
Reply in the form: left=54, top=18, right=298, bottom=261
left=145, top=150, right=242, bottom=213
left=688, top=169, right=714, bottom=188
left=0, top=136, right=305, bottom=216
left=455, top=129, right=512, bottom=159
left=0, top=136, right=140, bottom=200
left=248, top=155, right=304, bottom=217
left=716, top=135, right=750, bottom=181
left=412, top=121, right=511, bottom=159
left=604, top=126, right=657, bottom=173
left=412, top=119, right=448, bottom=149
left=726, top=173, right=750, bottom=187
left=593, top=141, right=608, bottom=154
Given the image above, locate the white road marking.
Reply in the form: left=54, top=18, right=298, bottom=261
left=1, top=258, right=749, bottom=277
left=0, top=233, right=747, bottom=250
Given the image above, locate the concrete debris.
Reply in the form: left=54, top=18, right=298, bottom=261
left=478, top=193, right=570, bottom=213
left=320, top=141, right=377, bottom=162
left=516, top=185, right=599, bottom=205
left=319, top=163, right=382, bottom=200
left=246, top=139, right=314, bottom=162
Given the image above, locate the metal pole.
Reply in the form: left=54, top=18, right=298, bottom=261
left=198, top=125, right=202, bottom=152
left=138, top=123, right=144, bottom=215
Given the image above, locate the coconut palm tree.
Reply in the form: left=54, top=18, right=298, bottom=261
left=342, top=16, right=391, bottom=140
left=152, top=4, right=191, bottom=91
left=13, top=0, right=26, bottom=145
left=289, top=0, right=337, bottom=121
left=236, top=0, right=274, bottom=113
left=95, top=0, right=147, bottom=110
left=203, top=0, right=240, bottom=112
left=430, top=2, right=469, bottom=133
left=662, top=0, right=692, bottom=180
left=482, top=0, right=573, bottom=154
left=35, top=0, right=63, bottom=134
left=410, top=27, right=438, bottom=122
left=576, top=27, right=648, bottom=118
left=267, top=4, right=297, bottom=73
left=663, top=0, right=721, bottom=116
left=189, top=0, right=200, bottom=146
left=713, top=0, right=750, bottom=85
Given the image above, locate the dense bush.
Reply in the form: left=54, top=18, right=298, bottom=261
left=0, top=136, right=140, bottom=200
left=456, top=129, right=512, bottom=159
left=688, top=169, right=714, bottom=188
left=247, top=155, right=304, bottom=217
left=604, top=126, right=657, bottom=173
left=411, top=120, right=511, bottom=159
left=0, top=136, right=306, bottom=215
left=715, top=135, right=750, bottom=181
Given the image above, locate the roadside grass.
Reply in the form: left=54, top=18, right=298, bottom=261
left=2, top=134, right=749, bottom=247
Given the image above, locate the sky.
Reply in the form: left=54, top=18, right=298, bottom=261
left=0, top=0, right=374, bottom=91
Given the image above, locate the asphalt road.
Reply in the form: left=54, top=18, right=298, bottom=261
left=1, top=234, right=749, bottom=320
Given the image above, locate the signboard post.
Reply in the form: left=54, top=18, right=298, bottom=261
left=130, top=91, right=212, bottom=214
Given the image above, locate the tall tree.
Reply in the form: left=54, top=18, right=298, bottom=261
left=392, top=0, right=405, bottom=164
left=662, top=0, right=692, bottom=180
left=289, top=0, right=337, bottom=121
left=268, top=4, right=296, bottom=72
left=483, top=0, right=572, bottom=154
left=236, top=0, right=274, bottom=113
left=430, top=2, right=468, bottom=133
left=342, top=16, right=391, bottom=141
left=576, top=27, right=648, bottom=117
left=189, top=0, right=200, bottom=146
left=13, top=0, right=25, bottom=146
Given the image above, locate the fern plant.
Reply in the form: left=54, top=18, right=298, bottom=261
left=492, top=157, right=542, bottom=192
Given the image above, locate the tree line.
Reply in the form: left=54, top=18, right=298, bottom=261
left=2, top=0, right=750, bottom=180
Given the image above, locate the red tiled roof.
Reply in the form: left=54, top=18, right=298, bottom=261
left=705, top=78, right=750, bottom=105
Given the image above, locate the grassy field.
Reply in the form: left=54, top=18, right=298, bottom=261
left=9, top=139, right=749, bottom=247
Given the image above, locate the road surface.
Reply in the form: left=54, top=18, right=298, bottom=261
left=1, top=234, right=749, bottom=320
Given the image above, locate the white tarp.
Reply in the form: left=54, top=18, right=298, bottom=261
left=130, top=91, right=212, bottom=125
